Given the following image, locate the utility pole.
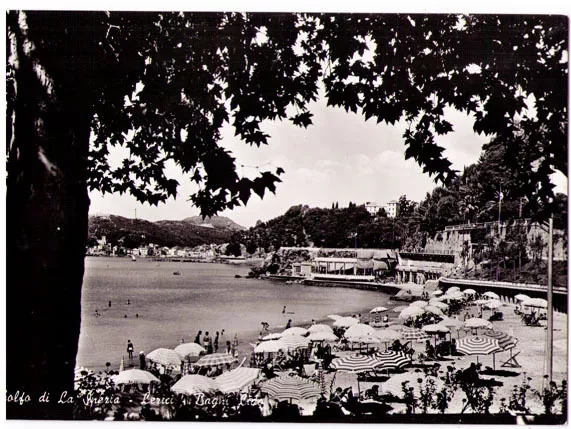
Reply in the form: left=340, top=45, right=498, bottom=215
left=547, top=217, right=553, bottom=381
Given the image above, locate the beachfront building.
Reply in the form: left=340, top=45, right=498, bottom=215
left=395, top=251, right=455, bottom=284
left=311, top=248, right=395, bottom=281
left=383, top=200, right=400, bottom=218
left=364, top=201, right=383, bottom=216
left=292, top=262, right=313, bottom=276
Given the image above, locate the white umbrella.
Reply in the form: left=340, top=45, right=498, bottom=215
left=333, top=316, right=360, bottom=328
left=445, top=291, right=464, bottom=300
left=464, top=318, right=494, bottom=330
left=514, top=294, right=530, bottom=302
left=215, top=367, right=261, bottom=393
left=171, top=374, right=219, bottom=396
left=484, top=299, right=503, bottom=310
left=483, top=291, right=500, bottom=300
left=262, top=332, right=283, bottom=341
left=447, top=287, right=461, bottom=293
left=350, top=335, right=382, bottom=345
left=254, top=340, right=287, bottom=353
left=307, top=324, right=333, bottom=334
left=439, top=316, right=463, bottom=328
left=344, top=323, right=376, bottom=339
left=522, top=298, right=548, bottom=309
left=113, top=369, right=160, bottom=385
left=308, top=331, right=338, bottom=342
left=399, top=306, right=425, bottom=320
left=372, top=329, right=401, bottom=342
left=410, top=300, right=428, bottom=308
left=370, top=306, right=389, bottom=313
left=431, top=290, right=443, bottom=296
left=473, top=299, right=489, bottom=305
left=421, top=323, right=450, bottom=334
left=327, top=314, right=342, bottom=321
left=147, top=348, right=182, bottom=367
left=428, top=300, right=449, bottom=310
left=174, top=343, right=206, bottom=358
left=424, top=305, right=445, bottom=316
left=282, top=327, right=308, bottom=337
left=463, top=289, right=477, bottom=295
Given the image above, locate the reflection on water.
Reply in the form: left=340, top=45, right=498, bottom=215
left=77, top=257, right=392, bottom=370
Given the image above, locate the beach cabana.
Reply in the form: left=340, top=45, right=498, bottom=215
left=215, top=367, right=261, bottom=393
left=112, top=369, right=160, bottom=385
left=171, top=374, right=220, bottom=396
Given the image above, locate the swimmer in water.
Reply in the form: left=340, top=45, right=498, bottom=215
left=282, top=306, right=286, bottom=314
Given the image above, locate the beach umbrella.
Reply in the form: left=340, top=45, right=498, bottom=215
left=421, top=323, right=450, bottom=334
left=463, top=289, right=477, bottom=295
left=372, top=329, right=401, bottom=342
left=382, top=373, right=443, bottom=399
left=410, top=300, right=428, bottom=308
left=424, top=305, right=445, bottom=316
left=428, top=300, right=449, bottom=310
left=401, top=327, right=430, bottom=342
left=483, top=291, right=500, bottom=300
left=171, top=374, right=220, bottom=396
left=327, top=314, right=342, bottom=321
left=399, top=306, right=425, bottom=320
left=464, top=318, right=494, bottom=330
left=439, top=316, right=463, bottom=328
left=445, top=291, right=464, bottom=300
left=391, top=305, right=409, bottom=313
left=374, top=351, right=411, bottom=371
left=431, top=290, right=443, bottom=296
left=260, top=374, right=320, bottom=402
left=370, top=306, right=389, bottom=313
left=344, top=323, right=376, bottom=339
left=484, top=330, right=518, bottom=350
left=262, top=332, right=283, bottom=341
left=279, top=334, right=310, bottom=349
left=456, top=336, right=502, bottom=367
left=147, top=348, right=182, bottom=367
left=349, top=335, right=382, bottom=345
left=113, top=369, right=160, bottom=385
left=282, top=327, right=308, bottom=337
left=174, top=343, right=206, bottom=358
left=484, top=299, right=503, bottom=310
left=308, top=331, right=338, bottom=342
left=522, top=298, right=548, bottom=309
left=331, top=355, right=382, bottom=373
left=473, top=299, right=489, bottom=305
left=333, top=316, right=360, bottom=328
left=194, top=353, right=237, bottom=367
left=307, top=324, right=333, bottom=334
left=254, top=340, right=287, bottom=353
left=514, top=294, right=530, bottom=302
left=215, top=367, right=261, bottom=393
left=447, top=287, right=461, bottom=293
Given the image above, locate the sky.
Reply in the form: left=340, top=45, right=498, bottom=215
left=77, top=4, right=570, bottom=228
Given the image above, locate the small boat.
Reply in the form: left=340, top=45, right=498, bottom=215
left=173, top=271, right=181, bottom=276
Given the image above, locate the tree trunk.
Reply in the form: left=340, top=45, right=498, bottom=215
left=7, top=12, right=97, bottom=419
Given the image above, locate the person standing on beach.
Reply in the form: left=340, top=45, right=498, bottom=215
left=214, top=331, right=220, bottom=353
left=232, top=334, right=238, bottom=358
left=203, top=331, right=213, bottom=354
left=282, top=306, right=286, bottom=314
left=127, top=340, right=134, bottom=359
left=139, top=351, right=146, bottom=370
left=194, top=330, right=202, bottom=345
left=225, top=340, right=232, bottom=355
left=285, top=319, right=292, bottom=329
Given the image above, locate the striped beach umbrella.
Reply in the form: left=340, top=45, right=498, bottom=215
left=254, top=340, right=287, bottom=353
left=113, top=369, right=160, bottom=385
left=331, top=355, right=382, bottom=373
left=401, top=327, right=430, bottom=342
left=457, top=336, right=502, bottom=357
left=171, top=374, right=220, bottom=396
left=282, top=327, right=308, bottom=337
left=374, top=351, right=411, bottom=371
left=484, top=330, right=518, bottom=350
left=147, top=348, right=182, bottom=367
left=279, top=334, right=310, bottom=349
left=194, top=353, right=237, bottom=367
left=260, top=374, right=320, bottom=402
left=307, top=324, right=333, bottom=334
left=174, top=343, right=206, bottom=358
left=215, top=367, right=261, bottom=393
left=308, top=331, right=338, bottom=342
left=344, top=323, right=376, bottom=339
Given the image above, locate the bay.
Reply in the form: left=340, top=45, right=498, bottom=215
left=77, top=257, right=393, bottom=370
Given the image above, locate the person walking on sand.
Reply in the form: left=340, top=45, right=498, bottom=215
left=194, top=330, right=202, bottom=345
left=232, top=334, right=239, bottom=358
left=214, top=331, right=220, bottom=353
left=127, top=340, right=134, bottom=359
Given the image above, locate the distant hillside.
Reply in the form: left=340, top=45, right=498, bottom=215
left=182, top=215, right=245, bottom=231
left=88, top=214, right=244, bottom=248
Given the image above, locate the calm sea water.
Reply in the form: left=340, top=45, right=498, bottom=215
left=77, top=257, right=393, bottom=370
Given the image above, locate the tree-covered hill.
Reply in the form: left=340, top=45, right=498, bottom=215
left=88, top=214, right=242, bottom=248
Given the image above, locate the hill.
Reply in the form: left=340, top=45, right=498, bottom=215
left=182, top=215, right=245, bottom=231
left=88, top=214, right=243, bottom=248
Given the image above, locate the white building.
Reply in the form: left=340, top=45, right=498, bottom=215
left=364, top=201, right=382, bottom=216
left=384, top=200, right=400, bottom=218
